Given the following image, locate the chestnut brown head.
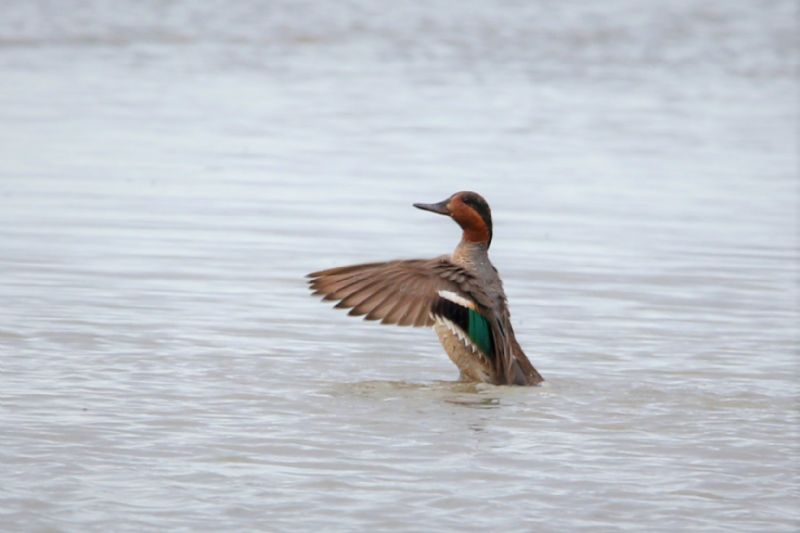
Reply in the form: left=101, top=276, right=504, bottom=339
left=413, top=191, right=493, bottom=247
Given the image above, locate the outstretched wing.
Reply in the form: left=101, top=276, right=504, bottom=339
left=307, top=256, right=543, bottom=385
left=307, top=256, right=491, bottom=328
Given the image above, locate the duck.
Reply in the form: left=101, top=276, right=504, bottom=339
left=307, top=191, right=543, bottom=386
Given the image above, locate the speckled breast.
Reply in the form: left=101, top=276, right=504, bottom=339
left=432, top=319, right=494, bottom=383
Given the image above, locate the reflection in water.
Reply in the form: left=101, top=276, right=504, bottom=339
left=327, top=380, right=502, bottom=405
left=443, top=396, right=501, bottom=410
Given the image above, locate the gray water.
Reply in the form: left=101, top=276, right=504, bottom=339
left=1, top=1, right=798, bottom=531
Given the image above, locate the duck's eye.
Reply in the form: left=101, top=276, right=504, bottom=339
left=462, top=196, right=479, bottom=209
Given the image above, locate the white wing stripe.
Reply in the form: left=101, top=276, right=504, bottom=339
left=437, top=290, right=475, bottom=309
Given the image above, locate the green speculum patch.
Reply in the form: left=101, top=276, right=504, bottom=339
left=467, top=309, right=493, bottom=357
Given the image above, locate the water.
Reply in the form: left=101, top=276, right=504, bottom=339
left=1, top=1, right=798, bottom=531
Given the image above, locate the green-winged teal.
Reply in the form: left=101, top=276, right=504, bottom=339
left=307, top=191, right=543, bottom=386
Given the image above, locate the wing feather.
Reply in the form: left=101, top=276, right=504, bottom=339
left=308, top=257, right=480, bottom=328
left=308, top=256, right=544, bottom=385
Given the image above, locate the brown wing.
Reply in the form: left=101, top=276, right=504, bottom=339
left=308, top=256, right=543, bottom=385
left=307, top=256, right=487, bottom=328
left=493, top=317, right=544, bottom=385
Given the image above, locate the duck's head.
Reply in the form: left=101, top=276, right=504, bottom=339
left=413, top=191, right=493, bottom=248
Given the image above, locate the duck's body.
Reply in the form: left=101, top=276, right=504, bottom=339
left=307, top=191, right=543, bottom=386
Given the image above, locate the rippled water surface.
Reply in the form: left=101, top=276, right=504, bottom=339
left=1, top=1, right=798, bottom=531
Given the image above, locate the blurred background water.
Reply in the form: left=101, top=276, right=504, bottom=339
left=0, top=1, right=798, bottom=531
